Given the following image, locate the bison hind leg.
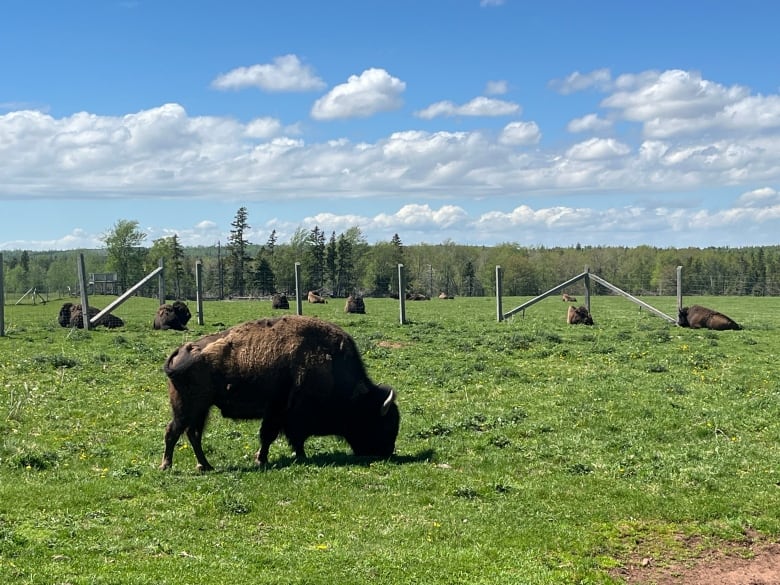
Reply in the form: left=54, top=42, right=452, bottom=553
left=256, top=416, right=286, bottom=465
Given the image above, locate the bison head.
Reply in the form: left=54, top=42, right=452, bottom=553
left=58, top=303, right=74, bottom=327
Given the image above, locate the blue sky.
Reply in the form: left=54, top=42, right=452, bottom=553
left=2, top=0, right=780, bottom=251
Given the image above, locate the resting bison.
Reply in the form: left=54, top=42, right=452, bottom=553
left=307, top=291, right=327, bottom=304
left=154, top=301, right=191, bottom=331
left=438, top=292, right=454, bottom=300
left=271, top=293, right=289, bottom=309
left=678, top=305, right=741, bottom=331
left=160, top=315, right=400, bottom=471
left=567, top=305, right=593, bottom=325
left=58, top=302, right=124, bottom=329
left=561, top=293, right=577, bottom=302
left=406, top=292, right=430, bottom=301
left=344, top=295, right=366, bottom=314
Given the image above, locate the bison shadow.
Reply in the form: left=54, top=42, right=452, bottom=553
left=219, top=449, right=437, bottom=472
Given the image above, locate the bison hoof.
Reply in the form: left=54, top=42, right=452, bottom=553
left=195, top=463, right=214, bottom=473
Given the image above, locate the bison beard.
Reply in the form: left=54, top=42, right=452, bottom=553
left=678, top=305, right=741, bottom=331
left=160, top=315, right=400, bottom=471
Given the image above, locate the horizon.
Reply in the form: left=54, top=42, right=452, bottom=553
left=2, top=1, right=780, bottom=251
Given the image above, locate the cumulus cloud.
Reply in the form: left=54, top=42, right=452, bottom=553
left=567, top=113, right=612, bottom=134
left=499, top=121, right=541, bottom=146
left=311, top=68, right=405, bottom=120
left=415, top=97, right=520, bottom=119
left=566, top=138, right=631, bottom=160
left=211, top=54, right=326, bottom=92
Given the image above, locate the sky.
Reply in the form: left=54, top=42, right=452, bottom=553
left=2, top=0, right=780, bottom=252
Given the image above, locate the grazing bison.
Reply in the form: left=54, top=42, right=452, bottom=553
left=154, top=301, right=191, bottom=331
left=344, top=295, right=366, bottom=314
left=561, top=293, right=577, bottom=302
left=271, top=293, right=290, bottom=309
left=567, top=305, right=593, bottom=325
left=307, top=291, right=327, bottom=304
left=678, top=305, right=741, bottom=331
left=58, top=302, right=124, bottom=329
left=160, top=315, right=400, bottom=471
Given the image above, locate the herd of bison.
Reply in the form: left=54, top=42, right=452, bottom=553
left=54, top=291, right=740, bottom=471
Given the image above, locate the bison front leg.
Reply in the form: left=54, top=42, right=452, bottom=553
left=256, top=417, right=284, bottom=465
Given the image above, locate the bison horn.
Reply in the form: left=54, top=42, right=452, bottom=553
left=380, top=388, right=396, bottom=416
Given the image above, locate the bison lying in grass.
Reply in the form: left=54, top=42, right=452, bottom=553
left=271, top=293, right=290, bottom=309
left=153, top=301, right=191, bottom=331
left=678, top=305, right=741, bottom=331
left=567, top=305, right=593, bottom=325
left=58, top=302, right=125, bottom=329
left=344, top=295, right=366, bottom=314
left=307, top=291, right=327, bottom=304
left=160, top=315, right=400, bottom=471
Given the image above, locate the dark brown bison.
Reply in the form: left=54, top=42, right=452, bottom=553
left=344, top=295, right=366, bottom=314
left=307, top=291, right=327, bottom=304
left=271, top=293, right=289, bottom=309
left=160, top=315, right=400, bottom=471
left=678, top=305, right=741, bottom=331
left=153, top=301, right=191, bottom=331
left=58, top=302, right=125, bottom=329
left=567, top=305, right=593, bottom=325
left=561, top=293, right=577, bottom=302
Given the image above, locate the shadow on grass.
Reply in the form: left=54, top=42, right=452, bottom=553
left=218, top=448, right=436, bottom=473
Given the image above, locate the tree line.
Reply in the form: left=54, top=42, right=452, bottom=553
left=3, top=209, right=780, bottom=300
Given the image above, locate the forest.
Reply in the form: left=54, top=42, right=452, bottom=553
left=2, top=210, right=780, bottom=301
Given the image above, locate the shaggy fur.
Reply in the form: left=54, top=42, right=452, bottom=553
left=567, top=305, right=593, bottom=325
left=153, top=301, right=191, bottom=331
left=271, top=293, right=290, bottom=309
left=344, top=295, right=366, bottom=314
left=58, top=302, right=124, bottom=329
left=160, top=315, right=399, bottom=471
left=678, top=305, right=741, bottom=331
left=307, top=291, right=327, bottom=304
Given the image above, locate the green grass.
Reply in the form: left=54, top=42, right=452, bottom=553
left=1, top=294, right=779, bottom=584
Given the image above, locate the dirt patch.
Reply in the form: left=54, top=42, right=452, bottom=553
left=614, top=541, right=780, bottom=584
left=377, top=341, right=405, bottom=349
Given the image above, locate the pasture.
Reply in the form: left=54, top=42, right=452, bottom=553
left=1, top=294, right=779, bottom=584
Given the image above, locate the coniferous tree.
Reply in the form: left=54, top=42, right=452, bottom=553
left=227, top=207, right=251, bottom=296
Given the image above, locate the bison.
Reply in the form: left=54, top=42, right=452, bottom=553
left=678, top=305, right=741, bottom=331
left=154, top=301, right=192, bottom=331
left=567, top=305, right=593, bottom=325
left=160, top=315, right=400, bottom=471
left=271, top=293, right=289, bottom=309
left=561, top=293, right=577, bottom=302
left=344, top=295, right=366, bottom=314
left=405, top=292, right=430, bottom=301
left=307, top=291, right=327, bottom=304
left=438, top=292, right=454, bottom=300
left=58, top=302, right=125, bottom=329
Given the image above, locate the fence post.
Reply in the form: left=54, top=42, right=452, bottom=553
left=398, top=264, right=407, bottom=324
left=495, top=265, right=503, bottom=322
left=676, top=265, right=683, bottom=312
left=195, top=260, right=204, bottom=326
left=0, top=253, right=5, bottom=337
left=77, top=253, right=91, bottom=330
left=584, top=266, right=591, bottom=314
left=158, top=258, right=165, bottom=305
left=294, top=263, right=303, bottom=315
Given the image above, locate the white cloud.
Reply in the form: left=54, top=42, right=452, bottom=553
left=550, top=68, right=611, bottom=95
left=485, top=80, right=508, bottom=95
left=567, top=113, right=612, bottom=134
left=480, top=0, right=505, bottom=6
left=311, top=68, right=405, bottom=120
left=211, top=54, right=326, bottom=92
left=415, top=96, right=520, bottom=119
left=245, top=117, right=283, bottom=139
left=566, top=138, right=631, bottom=160
left=499, top=121, right=541, bottom=146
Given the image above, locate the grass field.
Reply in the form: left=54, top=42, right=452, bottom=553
left=1, top=294, right=779, bottom=584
